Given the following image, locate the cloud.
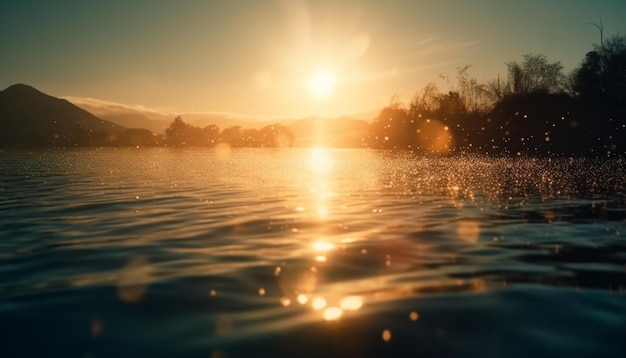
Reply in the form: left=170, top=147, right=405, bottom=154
left=404, top=39, right=481, bottom=60
left=63, top=96, right=303, bottom=125
left=63, top=96, right=166, bottom=116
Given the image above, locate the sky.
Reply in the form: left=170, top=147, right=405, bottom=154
left=1, top=0, right=625, bottom=119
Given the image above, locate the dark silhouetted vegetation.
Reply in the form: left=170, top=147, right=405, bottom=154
left=365, top=34, right=626, bottom=156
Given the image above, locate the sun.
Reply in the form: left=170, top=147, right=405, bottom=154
left=308, top=70, right=336, bottom=99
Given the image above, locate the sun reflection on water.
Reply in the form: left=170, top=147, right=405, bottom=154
left=309, top=148, right=334, bottom=174
left=312, top=241, right=335, bottom=252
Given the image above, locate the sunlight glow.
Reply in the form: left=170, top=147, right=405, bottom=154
left=309, top=148, right=333, bottom=173
left=308, top=70, right=336, bottom=98
left=297, top=293, right=309, bottom=305
left=317, top=207, right=329, bottom=218
left=323, top=307, right=343, bottom=321
left=312, top=297, right=327, bottom=310
left=340, top=296, right=363, bottom=311
left=313, top=241, right=335, bottom=252
left=280, top=297, right=291, bottom=307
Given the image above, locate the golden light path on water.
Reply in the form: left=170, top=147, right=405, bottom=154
left=266, top=148, right=486, bottom=331
left=108, top=147, right=492, bottom=345
left=271, top=148, right=425, bottom=329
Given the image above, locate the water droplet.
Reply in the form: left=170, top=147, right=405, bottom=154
left=382, top=329, right=392, bottom=342
left=90, top=318, right=103, bottom=338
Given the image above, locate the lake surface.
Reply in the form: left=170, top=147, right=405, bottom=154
left=1, top=147, right=625, bottom=357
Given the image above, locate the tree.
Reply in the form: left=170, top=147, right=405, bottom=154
left=241, top=128, right=260, bottom=146
left=165, top=116, right=190, bottom=146
left=367, top=97, right=414, bottom=149
left=202, top=124, right=220, bottom=146
left=258, top=124, right=294, bottom=147
left=572, top=34, right=626, bottom=106
left=504, top=54, right=565, bottom=95
left=437, top=91, right=466, bottom=119
left=455, top=65, right=491, bottom=114
left=220, top=126, right=244, bottom=147
left=408, top=83, right=440, bottom=119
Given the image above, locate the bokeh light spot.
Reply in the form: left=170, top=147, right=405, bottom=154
left=456, top=219, right=480, bottom=244
left=116, top=256, right=153, bottom=304
left=323, top=307, right=343, bottom=321
left=340, top=296, right=363, bottom=311
left=312, top=297, right=327, bottom=310
left=382, top=329, right=392, bottom=342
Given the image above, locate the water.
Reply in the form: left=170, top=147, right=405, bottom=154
left=1, top=147, right=625, bottom=357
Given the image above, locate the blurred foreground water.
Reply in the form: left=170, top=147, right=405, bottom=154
left=1, top=148, right=625, bottom=357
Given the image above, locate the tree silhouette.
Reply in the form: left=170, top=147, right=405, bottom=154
left=220, top=126, right=244, bottom=147
left=258, top=124, right=295, bottom=147
left=505, top=54, right=565, bottom=95
left=572, top=35, right=626, bottom=106
left=202, top=124, right=220, bottom=146
left=367, top=98, right=414, bottom=149
left=165, top=116, right=191, bottom=146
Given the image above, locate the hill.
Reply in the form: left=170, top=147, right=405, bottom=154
left=0, top=84, right=125, bottom=147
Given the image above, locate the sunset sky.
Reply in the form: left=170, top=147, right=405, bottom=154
left=1, top=0, right=625, bottom=119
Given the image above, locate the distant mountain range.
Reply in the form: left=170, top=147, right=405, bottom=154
left=0, top=83, right=375, bottom=147
left=67, top=96, right=378, bottom=134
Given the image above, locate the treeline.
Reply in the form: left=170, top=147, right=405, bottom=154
left=366, top=34, right=626, bottom=156
left=7, top=119, right=296, bottom=148
left=162, top=117, right=294, bottom=147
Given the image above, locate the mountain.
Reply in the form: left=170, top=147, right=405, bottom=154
left=0, top=84, right=125, bottom=147
left=64, top=97, right=173, bottom=134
